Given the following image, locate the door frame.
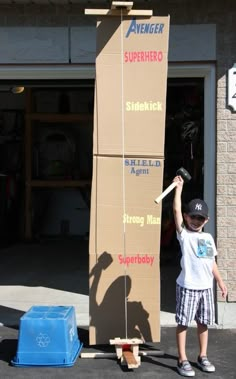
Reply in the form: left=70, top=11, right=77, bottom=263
left=0, top=63, right=216, bottom=236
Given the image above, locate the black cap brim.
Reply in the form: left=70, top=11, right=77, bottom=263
left=188, top=212, right=208, bottom=219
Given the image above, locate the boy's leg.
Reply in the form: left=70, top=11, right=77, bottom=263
left=176, top=325, right=195, bottom=376
left=197, top=322, right=208, bottom=357
left=195, top=290, right=215, bottom=372
left=195, top=288, right=214, bottom=358
left=175, top=284, right=199, bottom=362
left=175, top=285, right=197, bottom=376
left=176, top=324, right=188, bottom=362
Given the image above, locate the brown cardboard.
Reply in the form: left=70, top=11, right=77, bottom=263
left=89, top=252, right=160, bottom=345
left=89, top=14, right=170, bottom=345
left=89, top=156, right=164, bottom=256
left=96, top=16, right=170, bottom=56
left=94, top=16, right=170, bottom=156
left=89, top=155, right=163, bottom=344
left=94, top=57, right=168, bottom=156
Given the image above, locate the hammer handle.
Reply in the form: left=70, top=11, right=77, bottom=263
left=154, top=182, right=177, bottom=204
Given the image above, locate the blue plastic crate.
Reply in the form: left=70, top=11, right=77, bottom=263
left=11, top=305, right=83, bottom=367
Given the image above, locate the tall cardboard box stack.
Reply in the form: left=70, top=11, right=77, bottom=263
left=89, top=16, right=170, bottom=345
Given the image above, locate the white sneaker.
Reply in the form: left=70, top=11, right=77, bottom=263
left=197, top=356, right=215, bottom=372
left=177, top=360, right=195, bottom=377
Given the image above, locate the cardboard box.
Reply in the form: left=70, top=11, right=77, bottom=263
left=94, top=58, right=168, bottom=156
left=96, top=17, right=169, bottom=55
left=89, top=156, right=163, bottom=344
left=93, top=16, right=170, bottom=156
left=89, top=252, right=160, bottom=345
left=89, top=156, right=164, bottom=255
left=89, top=15, right=170, bottom=345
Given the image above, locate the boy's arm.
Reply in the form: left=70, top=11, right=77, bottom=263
left=173, top=176, right=184, bottom=234
left=213, top=261, right=227, bottom=299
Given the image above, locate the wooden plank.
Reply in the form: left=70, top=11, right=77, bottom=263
left=111, top=1, right=133, bottom=10
left=85, top=9, right=153, bottom=16
left=110, top=337, right=143, bottom=345
left=122, top=350, right=139, bottom=368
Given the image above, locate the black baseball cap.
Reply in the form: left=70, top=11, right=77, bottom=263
left=185, top=198, right=209, bottom=219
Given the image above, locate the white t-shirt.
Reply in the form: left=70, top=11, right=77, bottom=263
left=176, top=227, right=217, bottom=290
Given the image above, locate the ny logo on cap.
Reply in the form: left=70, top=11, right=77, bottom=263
left=195, top=203, right=202, bottom=210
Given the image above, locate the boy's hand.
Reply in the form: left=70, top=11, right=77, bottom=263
left=219, top=281, right=228, bottom=299
left=173, top=175, right=184, bottom=189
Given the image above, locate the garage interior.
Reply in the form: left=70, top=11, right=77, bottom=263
left=0, top=78, right=204, bottom=326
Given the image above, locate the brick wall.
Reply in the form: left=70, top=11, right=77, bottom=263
left=160, top=0, right=236, bottom=303
left=146, top=0, right=236, bottom=304
left=0, top=0, right=235, bottom=301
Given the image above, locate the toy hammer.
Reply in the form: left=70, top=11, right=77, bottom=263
left=154, top=167, right=191, bottom=204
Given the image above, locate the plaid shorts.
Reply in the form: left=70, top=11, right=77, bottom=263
left=175, top=284, right=215, bottom=326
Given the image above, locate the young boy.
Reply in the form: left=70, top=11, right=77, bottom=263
left=172, top=175, right=227, bottom=377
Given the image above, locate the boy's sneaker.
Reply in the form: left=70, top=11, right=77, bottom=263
left=177, top=360, right=195, bottom=377
left=197, top=356, right=215, bottom=372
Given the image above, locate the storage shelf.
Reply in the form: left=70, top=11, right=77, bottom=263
left=0, top=135, right=22, bottom=143
left=30, top=179, right=91, bottom=188
left=24, top=88, right=93, bottom=240
left=26, top=113, right=93, bottom=123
